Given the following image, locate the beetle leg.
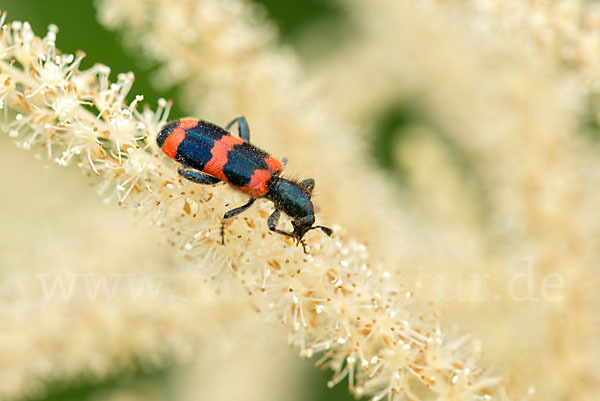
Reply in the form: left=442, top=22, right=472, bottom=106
left=220, top=198, right=256, bottom=244
left=267, top=210, right=309, bottom=252
left=225, top=116, right=250, bottom=142
left=267, top=210, right=281, bottom=231
left=178, top=168, right=220, bottom=184
left=267, top=210, right=295, bottom=238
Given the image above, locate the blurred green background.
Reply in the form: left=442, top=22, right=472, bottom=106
left=1, top=1, right=358, bottom=401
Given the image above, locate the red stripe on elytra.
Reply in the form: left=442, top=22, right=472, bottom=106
left=162, top=126, right=186, bottom=159
left=161, top=120, right=198, bottom=160
left=264, top=156, right=283, bottom=173
left=203, top=135, right=244, bottom=181
left=179, top=119, right=200, bottom=130
left=243, top=169, right=272, bottom=197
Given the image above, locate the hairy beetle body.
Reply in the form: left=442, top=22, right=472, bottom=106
left=157, top=117, right=331, bottom=251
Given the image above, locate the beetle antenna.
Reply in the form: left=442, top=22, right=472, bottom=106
left=311, top=225, right=333, bottom=236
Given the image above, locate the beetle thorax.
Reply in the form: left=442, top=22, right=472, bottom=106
left=266, top=177, right=314, bottom=221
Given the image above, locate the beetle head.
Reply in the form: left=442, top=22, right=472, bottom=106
left=266, top=177, right=333, bottom=251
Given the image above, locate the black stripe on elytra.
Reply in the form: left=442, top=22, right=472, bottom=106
left=189, top=120, right=231, bottom=141
left=223, top=151, right=256, bottom=187
left=231, top=142, right=269, bottom=169
left=175, top=133, right=214, bottom=171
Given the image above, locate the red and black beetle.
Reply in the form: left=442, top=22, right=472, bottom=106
left=157, top=117, right=332, bottom=251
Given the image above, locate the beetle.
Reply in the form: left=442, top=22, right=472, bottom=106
left=157, top=116, right=332, bottom=251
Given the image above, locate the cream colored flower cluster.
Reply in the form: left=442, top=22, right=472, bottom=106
left=95, top=0, right=437, bottom=271
left=308, top=1, right=600, bottom=400
left=91, top=0, right=600, bottom=399
left=0, top=11, right=505, bottom=401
